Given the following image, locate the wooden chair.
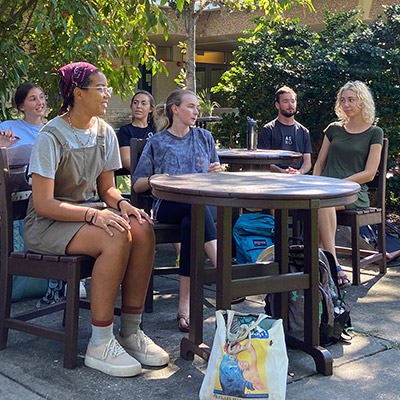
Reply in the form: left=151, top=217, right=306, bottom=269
left=336, top=138, right=388, bottom=285
left=0, top=146, right=119, bottom=369
left=129, top=138, right=181, bottom=313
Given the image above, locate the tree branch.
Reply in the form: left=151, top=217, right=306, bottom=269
left=0, top=0, right=11, bottom=16
left=194, top=0, right=214, bottom=15
left=20, top=0, right=40, bottom=40
left=1, top=0, right=38, bottom=34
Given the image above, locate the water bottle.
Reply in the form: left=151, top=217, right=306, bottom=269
left=246, top=117, right=257, bottom=150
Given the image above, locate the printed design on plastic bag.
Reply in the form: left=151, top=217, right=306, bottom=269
left=212, top=315, right=270, bottom=399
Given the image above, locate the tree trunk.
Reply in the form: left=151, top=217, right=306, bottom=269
left=185, top=2, right=197, bottom=93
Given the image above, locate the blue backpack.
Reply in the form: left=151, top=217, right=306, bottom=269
left=8, top=220, right=48, bottom=302
left=233, top=213, right=275, bottom=264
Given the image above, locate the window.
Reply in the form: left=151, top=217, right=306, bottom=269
left=157, top=46, right=172, bottom=61
left=183, top=50, right=226, bottom=65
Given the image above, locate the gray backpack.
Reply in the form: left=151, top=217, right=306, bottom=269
left=264, top=245, right=351, bottom=345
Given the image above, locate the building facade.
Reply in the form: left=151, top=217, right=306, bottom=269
left=105, top=0, right=397, bottom=128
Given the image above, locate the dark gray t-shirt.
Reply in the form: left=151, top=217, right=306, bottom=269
left=133, top=126, right=219, bottom=215
left=258, top=119, right=312, bottom=169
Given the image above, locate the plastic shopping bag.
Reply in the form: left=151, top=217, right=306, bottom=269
left=199, top=310, right=288, bottom=400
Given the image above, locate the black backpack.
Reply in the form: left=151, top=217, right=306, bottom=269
left=264, top=245, right=352, bottom=346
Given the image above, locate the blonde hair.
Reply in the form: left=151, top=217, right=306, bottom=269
left=335, top=81, right=375, bottom=125
left=153, top=89, right=196, bottom=132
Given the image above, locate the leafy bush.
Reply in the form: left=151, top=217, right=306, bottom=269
left=210, top=112, right=246, bottom=148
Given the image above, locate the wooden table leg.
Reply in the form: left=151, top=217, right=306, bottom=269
left=181, top=205, right=234, bottom=361
left=286, top=208, right=333, bottom=376
left=216, top=206, right=232, bottom=311
left=274, top=210, right=289, bottom=326
left=181, top=204, right=209, bottom=360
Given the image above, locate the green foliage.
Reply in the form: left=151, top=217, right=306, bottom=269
left=0, top=0, right=182, bottom=119
left=213, top=5, right=400, bottom=207
left=387, top=174, right=400, bottom=211
left=215, top=7, right=400, bottom=140
left=174, top=41, right=187, bottom=88
left=197, top=89, right=220, bottom=116
left=210, top=112, right=246, bottom=148
left=174, top=69, right=187, bottom=89
left=115, top=175, right=131, bottom=195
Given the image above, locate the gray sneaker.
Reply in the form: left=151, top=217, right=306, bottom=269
left=84, top=337, right=141, bottom=377
left=117, top=330, right=169, bottom=367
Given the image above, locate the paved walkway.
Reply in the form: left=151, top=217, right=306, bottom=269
left=1, top=244, right=400, bottom=399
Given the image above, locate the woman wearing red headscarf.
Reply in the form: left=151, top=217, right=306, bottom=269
left=24, top=62, right=169, bottom=376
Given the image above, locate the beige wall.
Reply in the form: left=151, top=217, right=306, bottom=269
left=153, top=61, right=183, bottom=105
left=103, top=61, right=184, bottom=128
left=105, top=94, right=132, bottom=129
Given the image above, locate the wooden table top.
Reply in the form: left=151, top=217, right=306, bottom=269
left=151, top=172, right=360, bottom=210
left=217, top=148, right=302, bottom=165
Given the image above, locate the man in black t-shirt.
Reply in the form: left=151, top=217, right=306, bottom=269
left=258, top=86, right=312, bottom=174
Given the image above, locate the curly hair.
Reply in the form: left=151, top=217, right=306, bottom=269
left=334, top=81, right=376, bottom=125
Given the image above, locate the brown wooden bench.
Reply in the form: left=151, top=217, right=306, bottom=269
left=0, top=146, right=120, bottom=369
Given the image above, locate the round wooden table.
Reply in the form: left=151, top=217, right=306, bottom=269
left=151, top=172, right=360, bottom=376
left=217, top=148, right=302, bottom=171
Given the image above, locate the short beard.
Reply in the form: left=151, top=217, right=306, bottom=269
left=280, top=110, right=296, bottom=118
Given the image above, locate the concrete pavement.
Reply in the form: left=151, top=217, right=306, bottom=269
left=1, top=244, right=399, bottom=399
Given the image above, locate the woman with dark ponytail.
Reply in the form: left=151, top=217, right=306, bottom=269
left=118, top=90, right=155, bottom=169
left=0, top=83, right=46, bottom=147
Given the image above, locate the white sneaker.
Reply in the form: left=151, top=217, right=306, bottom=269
left=117, top=330, right=169, bottom=367
left=84, top=337, right=142, bottom=377
left=64, top=280, right=87, bottom=298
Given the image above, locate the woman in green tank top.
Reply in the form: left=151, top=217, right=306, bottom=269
left=313, top=81, right=383, bottom=287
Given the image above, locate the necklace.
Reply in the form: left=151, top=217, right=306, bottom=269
left=67, top=112, right=93, bottom=147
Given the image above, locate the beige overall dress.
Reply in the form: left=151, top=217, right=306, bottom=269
left=24, top=119, right=110, bottom=255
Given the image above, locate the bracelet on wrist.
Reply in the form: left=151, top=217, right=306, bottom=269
left=117, top=198, right=130, bottom=211
left=84, top=208, right=90, bottom=223
left=93, top=211, right=98, bottom=225
left=148, top=176, right=152, bottom=188
left=89, top=210, right=98, bottom=225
